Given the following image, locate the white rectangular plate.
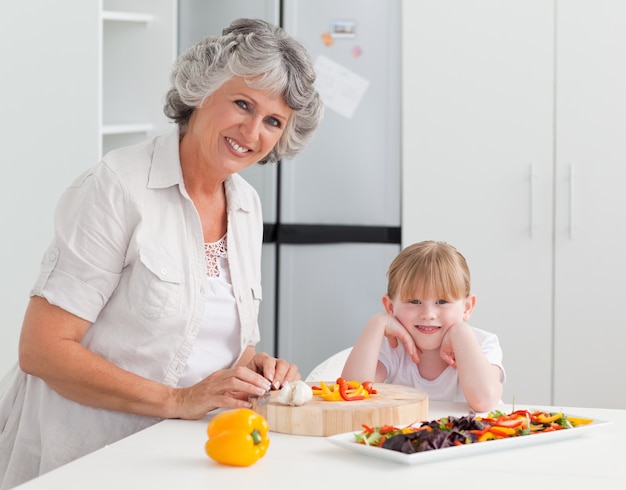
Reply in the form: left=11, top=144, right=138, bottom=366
left=327, top=417, right=611, bottom=465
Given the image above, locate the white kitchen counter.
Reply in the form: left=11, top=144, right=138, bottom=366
left=14, top=401, right=625, bottom=489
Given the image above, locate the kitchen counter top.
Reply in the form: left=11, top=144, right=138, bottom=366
left=14, top=401, right=625, bottom=489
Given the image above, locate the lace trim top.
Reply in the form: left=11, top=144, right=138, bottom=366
left=177, top=234, right=239, bottom=387
left=204, top=235, right=227, bottom=277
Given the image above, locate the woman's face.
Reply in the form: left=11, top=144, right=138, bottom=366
left=183, top=76, right=292, bottom=176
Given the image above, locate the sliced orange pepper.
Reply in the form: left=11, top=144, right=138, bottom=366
left=535, top=412, right=563, bottom=424
left=566, top=416, right=593, bottom=427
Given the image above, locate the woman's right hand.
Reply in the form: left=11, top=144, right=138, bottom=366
left=172, top=366, right=273, bottom=420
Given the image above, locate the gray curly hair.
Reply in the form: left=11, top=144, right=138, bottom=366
left=164, top=18, right=323, bottom=164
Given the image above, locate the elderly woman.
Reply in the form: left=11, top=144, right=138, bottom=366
left=0, top=18, right=323, bottom=489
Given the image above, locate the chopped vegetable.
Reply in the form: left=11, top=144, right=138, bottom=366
left=354, top=409, right=594, bottom=454
left=311, top=378, right=377, bottom=402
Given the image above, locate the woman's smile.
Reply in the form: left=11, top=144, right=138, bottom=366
left=225, top=136, right=252, bottom=155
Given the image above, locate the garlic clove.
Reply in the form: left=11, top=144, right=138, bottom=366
left=290, top=380, right=313, bottom=406
left=276, top=382, right=295, bottom=405
left=276, top=380, right=313, bottom=406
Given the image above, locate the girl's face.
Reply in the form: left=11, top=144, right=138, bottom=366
left=183, top=76, right=292, bottom=177
left=384, top=293, right=475, bottom=351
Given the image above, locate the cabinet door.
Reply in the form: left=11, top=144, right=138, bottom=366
left=554, top=0, right=626, bottom=408
left=401, top=0, right=554, bottom=404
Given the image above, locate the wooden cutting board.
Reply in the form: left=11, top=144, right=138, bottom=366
left=252, top=382, right=428, bottom=436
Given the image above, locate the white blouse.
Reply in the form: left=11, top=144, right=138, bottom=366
left=0, top=129, right=264, bottom=490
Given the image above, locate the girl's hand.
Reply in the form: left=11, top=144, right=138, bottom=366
left=440, top=336, right=457, bottom=368
left=377, top=312, right=422, bottom=364
left=439, top=322, right=467, bottom=368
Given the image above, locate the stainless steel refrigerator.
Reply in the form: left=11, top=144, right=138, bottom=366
left=178, top=0, right=401, bottom=378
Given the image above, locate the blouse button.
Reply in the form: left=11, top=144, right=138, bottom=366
left=160, top=267, right=167, bottom=275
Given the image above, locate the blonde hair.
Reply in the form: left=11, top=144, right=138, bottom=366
left=387, top=241, right=471, bottom=302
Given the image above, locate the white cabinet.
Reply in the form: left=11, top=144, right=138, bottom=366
left=401, top=0, right=555, bottom=406
left=402, top=0, right=626, bottom=408
left=100, top=0, right=177, bottom=157
left=553, top=0, right=626, bottom=408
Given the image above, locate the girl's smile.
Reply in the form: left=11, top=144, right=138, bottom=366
left=415, top=325, right=441, bottom=334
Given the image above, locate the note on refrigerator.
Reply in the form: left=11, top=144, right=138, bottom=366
left=314, top=54, right=370, bottom=119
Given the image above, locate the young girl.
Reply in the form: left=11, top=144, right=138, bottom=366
left=342, top=241, right=505, bottom=412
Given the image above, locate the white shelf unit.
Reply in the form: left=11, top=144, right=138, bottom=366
left=100, top=0, right=177, bottom=158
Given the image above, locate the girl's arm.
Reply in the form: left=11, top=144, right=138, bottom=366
left=442, top=322, right=503, bottom=412
left=342, top=312, right=419, bottom=382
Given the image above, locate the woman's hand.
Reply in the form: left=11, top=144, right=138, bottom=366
left=172, top=366, right=269, bottom=419
left=244, top=351, right=301, bottom=390
left=172, top=351, right=300, bottom=420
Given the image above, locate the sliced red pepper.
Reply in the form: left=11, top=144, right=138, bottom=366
left=362, top=381, right=378, bottom=395
left=495, top=418, right=524, bottom=428
left=468, top=428, right=490, bottom=436
left=339, top=382, right=365, bottom=401
left=379, top=425, right=397, bottom=434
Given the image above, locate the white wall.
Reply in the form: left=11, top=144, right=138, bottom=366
left=0, top=1, right=99, bottom=375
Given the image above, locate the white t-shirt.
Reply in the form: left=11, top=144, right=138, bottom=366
left=378, top=326, right=506, bottom=403
left=177, top=237, right=240, bottom=387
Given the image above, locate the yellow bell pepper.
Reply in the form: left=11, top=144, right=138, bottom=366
left=205, top=408, right=270, bottom=467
